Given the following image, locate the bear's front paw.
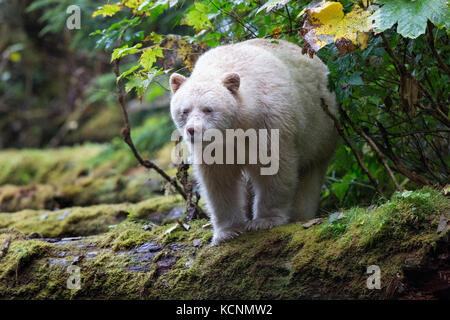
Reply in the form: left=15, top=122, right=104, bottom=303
left=210, top=224, right=246, bottom=246
left=246, top=216, right=288, bottom=231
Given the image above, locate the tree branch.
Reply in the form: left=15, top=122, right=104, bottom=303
left=320, top=98, right=384, bottom=196
left=427, top=21, right=450, bottom=76
left=208, top=0, right=257, bottom=38
left=285, top=5, right=293, bottom=34
left=339, top=107, right=402, bottom=192
left=113, top=59, right=208, bottom=220
left=376, top=121, right=431, bottom=186
left=381, top=33, right=450, bottom=127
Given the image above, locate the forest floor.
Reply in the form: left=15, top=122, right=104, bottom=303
left=0, top=145, right=448, bottom=299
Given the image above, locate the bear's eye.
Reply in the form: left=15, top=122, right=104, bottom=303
left=202, top=107, right=213, bottom=114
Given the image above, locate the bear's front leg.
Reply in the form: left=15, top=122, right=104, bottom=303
left=194, top=164, right=248, bottom=245
left=246, top=160, right=299, bottom=231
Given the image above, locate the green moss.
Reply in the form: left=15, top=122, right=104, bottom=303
left=132, top=195, right=183, bottom=219
left=0, top=230, right=152, bottom=299
left=108, top=224, right=155, bottom=251
left=0, top=144, right=105, bottom=186
left=150, top=188, right=449, bottom=299
left=0, top=142, right=177, bottom=212
left=0, top=235, right=50, bottom=279
left=0, top=188, right=448, bottom=299
left=0, top=195, right=184, bottom=238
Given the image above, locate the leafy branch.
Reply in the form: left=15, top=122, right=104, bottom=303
left=113, top=58, right=207, bottom=220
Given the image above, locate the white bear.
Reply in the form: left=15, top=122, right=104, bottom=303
left=169, top=39, right=338, bottom=245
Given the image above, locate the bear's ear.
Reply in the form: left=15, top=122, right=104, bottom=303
left=169, top=73, right=187, bottom=94
left=222, top=73, right=240, bottom=94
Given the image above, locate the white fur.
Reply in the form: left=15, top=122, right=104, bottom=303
left=169, top=39, right=338, bottom=245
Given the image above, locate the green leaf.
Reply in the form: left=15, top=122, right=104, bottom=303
left=146, top=68, right=164, bottom=82
left=332, top=181, right=350, bottom=203
left=111, top=43, right=143, bottom=62
left=125, top=74, right=148, bottom=98
left=117, top=65, right=140, bottom=82
left=124, top=68, right=162, bottom=100
left=139, top=47, right=163, bottom=70
left=332, top=173, right=354, bottom=203
left=150, top=32, right=163, bottom=44
left=371, top=0, right=447, bottom=38
left=92, top=3, right=122, bottom=18
left=124, top=0, right=149, bottom=10
left=184, top=2, right=213, bottom=32
left=431, top=3, right=450, bottom=30
left=347, top=72, right=364, bottom=85
left=137, top=0, right=152, bottom=12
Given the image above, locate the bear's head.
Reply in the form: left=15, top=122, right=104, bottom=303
left=169, top=72, right=240, bottom=144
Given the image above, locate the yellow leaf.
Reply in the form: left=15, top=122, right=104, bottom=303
left=123, top=0, right=145, bottom=10
left=9, top=52, right=21, bottom=62
left=356, top=32, right=370, bottom=50
left=270, top=25, right=284, bottom=39
left=158, top=35, right=208, bottom=72
left=442, top=184, right=450, bottom=196
left=301, top=2, right=373, bottom=55
left=91, top=3, right=122, bottom=18
left=296, top=0, right=342, bottom=19
left=309, top=1, right=344, bottom=24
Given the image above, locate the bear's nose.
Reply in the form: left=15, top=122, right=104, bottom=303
left=187, top=127, right=195, bottom=137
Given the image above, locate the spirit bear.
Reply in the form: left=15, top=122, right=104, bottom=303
left=169, top=39, right=338, bottom=245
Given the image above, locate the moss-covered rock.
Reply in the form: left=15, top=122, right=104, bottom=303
left=0, top=145, right=105, bottom=186
left=0, top=195, right=183, bottom=238
left=0, top=188, right=448, bottom=299
left=0, top=142, right=178, bottom=212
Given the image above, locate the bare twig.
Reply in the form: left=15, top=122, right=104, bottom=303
left=380, top=33, right=405, bottom=74
left=388, top=129, right=450, bottom=138
left=376, top=122, right=431, bottom=186
left=381, top=33, right=450, bottom=127
left=285, top=5, right=293, bottom=34
left=176, top=219, right=190, bottom=231
left=264, top=26, right=303, bottom=39
left=339, top=107, right=402, bottom=192
left=176, top=160, right=206, bottom=220
left=208, top=0, right=257, bottom=38
left=112, top=59, right=207, bottom=219
left=427, top=21, right=450, bottom=76
left=320, top=98, right=384, bottom=196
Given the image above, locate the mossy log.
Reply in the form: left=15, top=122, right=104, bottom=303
left=0, top=144, right=178, bottom=212
left=0, top=189, right=448, bottom=299
left=0, top=195, right=184, bottom=238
